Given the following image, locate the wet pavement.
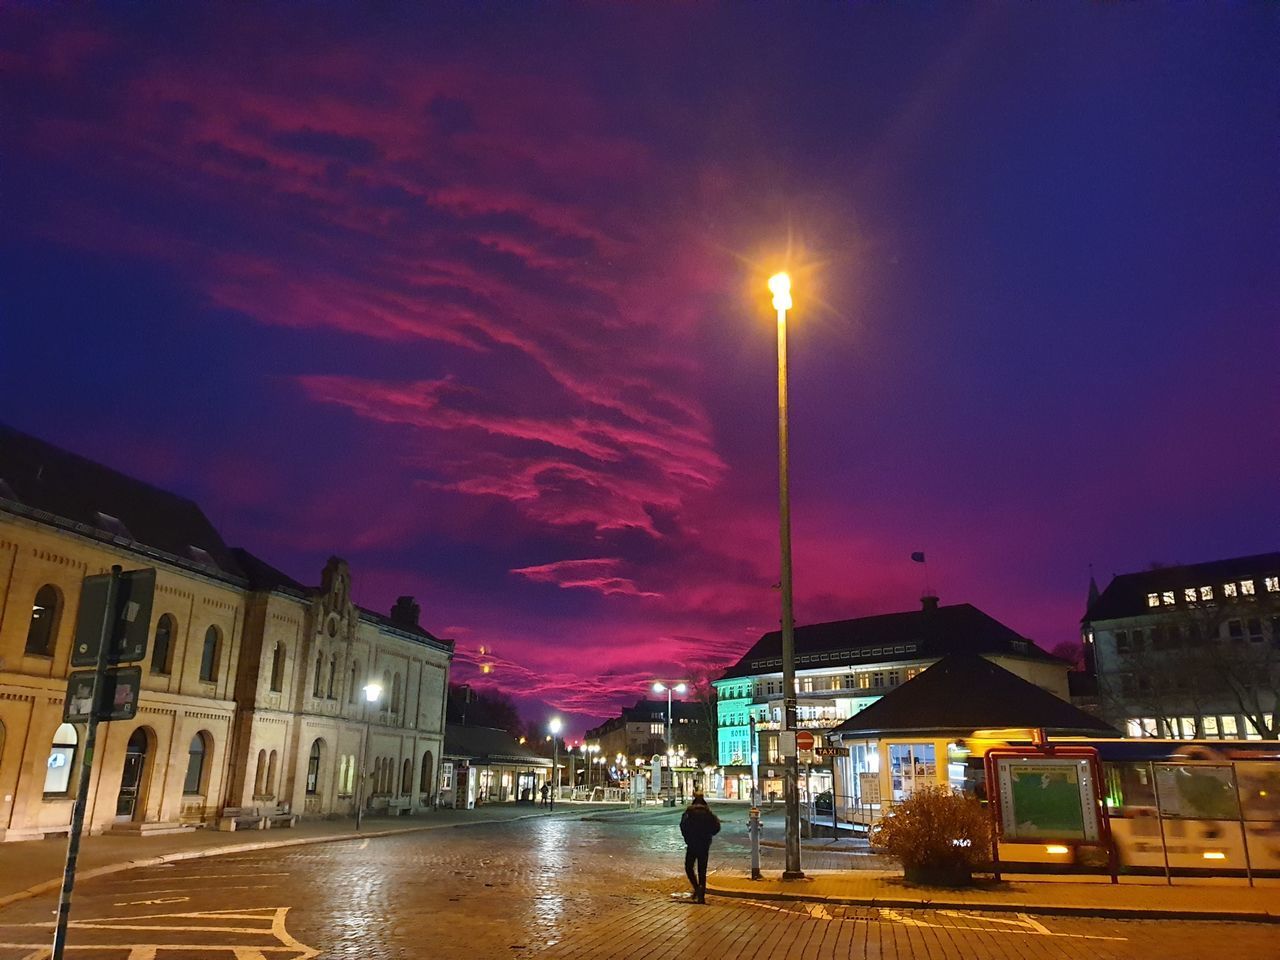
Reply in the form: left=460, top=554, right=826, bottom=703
left=0, top=805, right=1276, bottom=959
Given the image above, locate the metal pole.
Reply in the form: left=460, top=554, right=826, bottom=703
left=750, top=715, right=759, bottom=807
left=356, top=702, right=370, bottom=831
left=1150, top=761, right=1172, bottom=886
left=777, top=303, right=803, bottom=879
left=1230, top=762, right=1253, bottom=887
left=551, top=738, right=557, bottom=811
left=53, top=565, right=119, bottom=960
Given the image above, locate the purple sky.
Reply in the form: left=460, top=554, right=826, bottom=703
left=3, top=5, right=1277, bottom=737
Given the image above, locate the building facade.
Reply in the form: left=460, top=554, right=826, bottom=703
left=1083, top=552, right=1280, bottom=739
left=713, top=597, right=1071, bottom=800
left=583, top=697, right=706, bottom=770
left=0, top=424, right=451, bottom=840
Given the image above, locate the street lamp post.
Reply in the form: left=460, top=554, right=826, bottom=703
left=652, top=681, right=687, bottom=806
left=770, top=271, right=804, bottom=880
left=356, top=681, right=383, bottom=831
left=548, top=717, right=562, bottom=810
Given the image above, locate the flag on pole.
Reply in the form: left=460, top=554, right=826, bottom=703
left=910, top=552, right=926, bottom=563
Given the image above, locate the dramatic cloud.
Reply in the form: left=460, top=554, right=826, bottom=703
left=4, top=6, right=1276, bottom=734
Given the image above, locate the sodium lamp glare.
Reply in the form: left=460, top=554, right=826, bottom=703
left=768, top=272, right=792, bottom=312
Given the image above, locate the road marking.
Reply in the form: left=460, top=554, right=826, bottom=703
left=121, top=873, right=289, bottom=882
left=113, top=897, right=189, bottom=907
left=741, top=900, right=1127, bottom=942
left=0, top=906, right=318, bottom=958
left=358, top=839, right=369, bottom=850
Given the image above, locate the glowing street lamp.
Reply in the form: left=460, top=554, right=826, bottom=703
left=548, top=717, right=562, bottom=810
left=769, top=270, right=803, bottom=880
left=356, top=681, right=383, bottom=831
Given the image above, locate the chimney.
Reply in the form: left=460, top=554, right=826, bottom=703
left=390, top=596, right=420, bottom=630
left=920, top=594, right=939, bottom=612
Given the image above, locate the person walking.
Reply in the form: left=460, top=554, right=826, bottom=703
left=679, top=792, right=720, bottom=903
left=540, top=782, right=551, bottom=808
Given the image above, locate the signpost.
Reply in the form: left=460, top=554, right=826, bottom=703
left=53, top=566, right=155, bottom=960
left=795, top=730, right=815, bottom=752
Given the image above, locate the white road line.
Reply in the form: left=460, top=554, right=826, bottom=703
left=120, top=873, right=289, bottom=882
left=113, top=896, right=190, bottom=907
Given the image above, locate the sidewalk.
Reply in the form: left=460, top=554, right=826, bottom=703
left=0, top=802, right=621, bottom=909
left=706, top=868, right=1280, bottom=923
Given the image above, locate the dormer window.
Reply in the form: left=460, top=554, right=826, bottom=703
left=1267, top=577, right=1280, bottom=593
left=1184, top=588, right=1198, bottom=603
left=1200, top=585, right=1214, bottom=601
left=1147, top=593, right=1160, bottom=607
left=1162, top=592, right=1175, bottom=605
left=188, top=546, right=217, bottom=568
left=1241, top=580, right=1256, bottom=596
left=1224, top=583, right=1238, bottom=598
left=94, top=512, right=132, bottom=540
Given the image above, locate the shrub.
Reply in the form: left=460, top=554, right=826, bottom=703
left=870, top=784, right=992, bottom=875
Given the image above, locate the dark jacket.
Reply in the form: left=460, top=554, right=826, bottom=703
left=680, top=801, right=721, bottom=846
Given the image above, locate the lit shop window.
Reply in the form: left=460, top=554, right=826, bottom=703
left=1147, top=593, right=1160, bottom=608
left=44, top=723, right=77, bottom=795
left=1224, top=583, right=1238, bottom=598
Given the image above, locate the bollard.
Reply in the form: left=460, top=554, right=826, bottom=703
left=748, top=806, right=762, bottom=880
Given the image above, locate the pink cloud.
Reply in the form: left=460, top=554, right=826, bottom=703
left=511, top=558, right=661, bottom=598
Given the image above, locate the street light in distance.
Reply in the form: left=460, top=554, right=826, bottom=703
left=548, top=717, right=563, bottom=810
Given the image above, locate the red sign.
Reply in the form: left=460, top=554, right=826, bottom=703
left=796, top=731, right=815, bottom=751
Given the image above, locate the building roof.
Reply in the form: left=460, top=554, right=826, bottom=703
left=0, top=422, right=244, bottom=579
left=1084, top=552, right=1280, bottom=622
left=443, top=724, right=551, bottom=766
left=717, top=601, right=1059, bottom=681
left=830, top=654, right=1118, bottom=738
left=585, top=697, right=703, bottom=738
left=231, top=547, right=307, bottom=594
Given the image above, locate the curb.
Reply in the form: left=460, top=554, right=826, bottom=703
left=0, top=810, right=576, bottom=912
left=703, top=883, right=1280, bottom=924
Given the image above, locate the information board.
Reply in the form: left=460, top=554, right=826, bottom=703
left=63, top=667, right=142, bottom=723
left=1153, top=763, right=1240, bottom=821
left=994, top=756, right=1102, bottom=843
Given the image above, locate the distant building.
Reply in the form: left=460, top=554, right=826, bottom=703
left=713, top=597, right=1070, bottom=800
left=0, top=424, right=451, bottom=840
left=1083, top=552, right=1280, bottom=739
left=584, top=697, right=705, bottom=770
left=441, top=724, right=551, bottom=807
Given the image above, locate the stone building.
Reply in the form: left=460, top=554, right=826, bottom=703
left=0, top=424, right=451, bottom=840
left=1082, top=552, right=1280, bottom=739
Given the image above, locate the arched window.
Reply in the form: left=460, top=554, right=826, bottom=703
left=382, top=670, right=391, bottom=703
left=151, top=614, right=175, bottom=675
left=269, top=643, right=286, bottom=692
left=254, top=749, right=267, bottom=796
left=306, top=739, right=323, bottom=795
left=183, top=732, right=209, bottom=794
left=25, top=584, right=61, bottom=656
left=402, top=758, right=413, bottom=795
left=199, top=626, right=220, bottom=682
left=420, top=750, right=434, bottom=794
left=347, top=662, right=359, bottom=704
left=44, top=722, right=77, bottom=794
left=313, top=652, right=324, bottom=697
left=266, top=750, right=279, bottom=796
left=327, top=655, right=337, bottom=699
left=392, top=673, right=402, bottom=713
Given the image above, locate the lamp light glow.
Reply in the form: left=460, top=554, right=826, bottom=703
left=769, top=272, right=792, bottom=312
left=362, top=682, right=382, bottom=703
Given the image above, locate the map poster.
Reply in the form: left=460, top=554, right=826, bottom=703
left=1153, top=763, right=1240, bottom=821
left=995, top=757, right=1102, bottom=843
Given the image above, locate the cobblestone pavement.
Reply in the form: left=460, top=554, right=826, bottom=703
left=0, top=808, right=1275, bottom=959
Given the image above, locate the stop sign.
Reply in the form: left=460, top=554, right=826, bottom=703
left=796, top=730, right=815, bottom=751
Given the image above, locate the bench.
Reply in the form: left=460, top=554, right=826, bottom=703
left=217, top=806, right=267, bottom=831
left=387, top=798, right=412, bottom=816
left=265, top=804, right=298, bottom=828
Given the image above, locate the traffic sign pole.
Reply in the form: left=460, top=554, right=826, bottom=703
left=52, top=565, right=120, bottom=960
